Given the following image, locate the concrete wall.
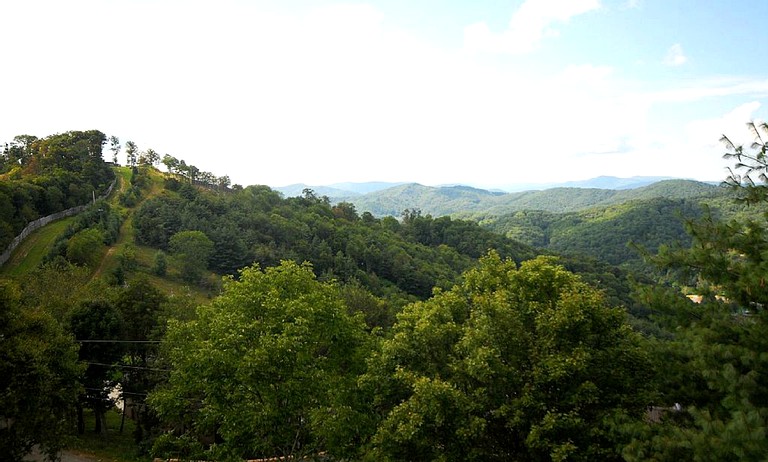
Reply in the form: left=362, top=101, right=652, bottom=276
left=0, top=179, right=116, bottom=267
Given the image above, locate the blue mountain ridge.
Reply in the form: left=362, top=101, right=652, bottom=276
left=272, top=176, right=690, bottom=198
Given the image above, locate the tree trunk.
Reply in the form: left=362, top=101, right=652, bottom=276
left=120, top=404, right=126, bottom=433
left=94, top=406, right=108, bottom=436
left=76, top=403, right=85, bottom=435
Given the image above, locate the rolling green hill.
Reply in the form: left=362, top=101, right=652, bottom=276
left=343, top=179, right=724, bottom=217
left=336, top=179, right=743, bottom=275
left=338, top=183, right=504, bottom=217
left=3, top=170, right=733, bottom=301
left=481, top=197, right=705, bottom=273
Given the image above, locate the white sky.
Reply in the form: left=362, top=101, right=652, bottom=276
left=1, top=0, right=767, bottom=190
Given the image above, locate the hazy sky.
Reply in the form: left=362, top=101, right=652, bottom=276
left=2, top=0, right=767, bottom=189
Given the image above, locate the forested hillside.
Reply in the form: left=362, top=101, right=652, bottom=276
left=0, top=131, right=114, bottom=251
left=477, top=185, right=768, bottom=275
left=131, top=181, right=536, bottom=303
left=479, top=198, right=704, bottom=272
left=341, top=179, right=723, bottom=217
left=3, top=126, right=768, bottom=462
left=338, top=179, right=753, bottom=276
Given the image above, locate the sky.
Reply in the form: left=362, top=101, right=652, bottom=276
left=1, top=0, right=767, bottom=190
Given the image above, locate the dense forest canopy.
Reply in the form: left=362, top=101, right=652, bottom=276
left=0, top=130, right=114, bottom=251
left=479, top=198, right=705, bottom=274
left=131, top=181, right=538, bottom=302
left=2, top=124, right=768, bottom=461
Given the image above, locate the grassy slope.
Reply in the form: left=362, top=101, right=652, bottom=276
left=91, top=167, right=133, bottom=279
left=0, top=216, right=76, bottom=277
left=0, top=169, right=134, bottom=279
left=94, top=167, right=215, bottom=305
left=1, top=165, right=215, bottom=299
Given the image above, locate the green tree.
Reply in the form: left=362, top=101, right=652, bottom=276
left=187, top=164, right=199, bottom=183
left=150, top=261, right=371, bottom=461
left=169, top=230, right=214, bottom=283
left=208, top=225, right=251, bottom=275
left=161, top=154, right=179, bottom=174
left=0, top=281, right=83, bottom=462
left=363, top=253, right=652, bottom=461
left=217, top=175, right=231, bottom=190
left=7, top=134, right=38, bottom=167
left=114, top=277, right=168, bottom=447
left=115, top=277, right=168, bottom=343
left=140, top=148, right=160, bottom=166
left=68, top=300, right=124, bottom=436
left=624, top=122, right=768, bottom=460
left=153, top=250, right=168, bottom=276
left=125, top=140, right=138, bottom=167
left=21, top=260, right=92, bottom=321
left=66, top=227, right=105, bottom=267
left=109, top=135, right=120, bottom=164
left=722, top=121, right=768, bottom=204
left=340, top=279, right=395, bottom=330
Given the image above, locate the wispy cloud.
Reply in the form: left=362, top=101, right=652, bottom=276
left=463, top=0, right=600, bottom=54
left=664, top=43, right=688, bottom=66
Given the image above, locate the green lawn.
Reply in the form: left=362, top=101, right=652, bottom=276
left=0, top=216, right=75, bottom=278
left=69, top=408, right=151, bottom=462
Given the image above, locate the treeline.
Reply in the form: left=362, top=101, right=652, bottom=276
left=160, top=153, right=231, bottom=190
left=132, top=181, right=537, bottom=304
left=0, top=130, right=114, bottom=251
left=126, top=169, right=636, bottom=323
left=116, top=137, right=231, bottom=191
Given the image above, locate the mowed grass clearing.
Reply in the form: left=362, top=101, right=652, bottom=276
left=0, top=216, right=75, bottom=278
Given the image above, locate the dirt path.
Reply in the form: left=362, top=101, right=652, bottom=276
left=90, top=168, right=167, bottom=281
left=93, top=246, right=118, bottom=279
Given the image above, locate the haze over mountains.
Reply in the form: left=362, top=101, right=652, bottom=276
left=275, top=175, right=698, bottom=197
left=274, top=176, right=722, bottom=217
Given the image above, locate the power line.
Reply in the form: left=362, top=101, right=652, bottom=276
left=83, top=387, right=148, bottom=398
left=76, top=339, right=161, bottom=344
left=84, top=361, right=170, bottom=372
left=121, top=391, right=149, bottom=397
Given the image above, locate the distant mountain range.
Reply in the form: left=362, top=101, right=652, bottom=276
left=273, top=176, right=693, bottom=198
left=272, top=177, right=724, bottom=217
left=553, top=176, right=678, bottom=190
left=274, top=181, right=408, bottom=198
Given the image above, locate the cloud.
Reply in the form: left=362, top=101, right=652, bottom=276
left=463, top=0, right=600, bottom=54
left=664, top=43, right=688, bottom=66
left=1, top=1, right=766, bottom=188
left=686, top=102, right=764, bottom=149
